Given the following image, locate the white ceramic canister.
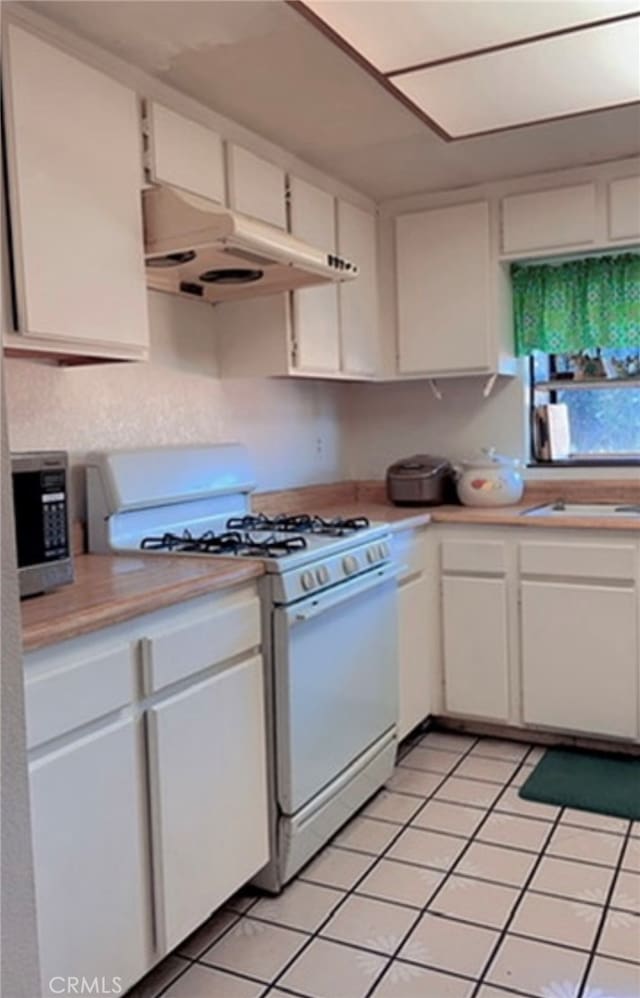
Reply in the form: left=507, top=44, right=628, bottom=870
left=455, top=448, right=524, bottom=507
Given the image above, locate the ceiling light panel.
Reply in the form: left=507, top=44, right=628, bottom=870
left=303, top=0, right=639, bottom=71
left=393, top=18, right=640, bottom=136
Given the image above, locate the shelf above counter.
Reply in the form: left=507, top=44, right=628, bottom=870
left=534, top=377, right=640, bottom=392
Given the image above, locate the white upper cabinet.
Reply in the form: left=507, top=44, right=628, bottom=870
left=4, top=25, right=149, bottom=360
left=337, top=200, right=379, bottom=376
left=395, top=201, right=493, bottom=375
left=289, top=176, right=341, bottom=373
left=145, top=102, right=225, bottom=204
left=501, top=183, right=597, bottom=254
left=608, top=176, right=640, bottom=241
left=227, top=143, right=287, bottom=228
left=216, top=184, right=380, bottom=380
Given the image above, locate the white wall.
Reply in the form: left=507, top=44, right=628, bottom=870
left=344, top=374, right=527, bottom=479
left=5, top=291, right=347, bottom=516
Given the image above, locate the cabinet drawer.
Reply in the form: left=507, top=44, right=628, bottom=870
left=442, top=539, right=506, bottom=574
left=142, top=593, right=261, bottom=692
left=520, top=542, right=636, bottom=582
left=26, top=643, right=135, bottom=749
left=501, top=183, right=596, bottom=253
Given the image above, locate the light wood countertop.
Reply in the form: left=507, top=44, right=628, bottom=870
left=21, top=554, right=264, bottom=652
left=254, top=481, right=640, bottom=533
left=430, top=503, right=640, bottom=531
left=25, top=477, right=637, bottom=651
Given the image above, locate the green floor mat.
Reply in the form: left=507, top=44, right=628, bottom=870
left=520, top=747, right=640, bottom=821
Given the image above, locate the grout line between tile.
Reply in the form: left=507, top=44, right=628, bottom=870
left=576, top=822, right=635, bottom=997
left=469, top=800, right=568, bottom=998
left=265, top=733, right=485, bottom=997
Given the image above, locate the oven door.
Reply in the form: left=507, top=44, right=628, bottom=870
left=273, top=564, right=398, bottom=816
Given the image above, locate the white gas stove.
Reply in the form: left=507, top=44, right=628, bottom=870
left=86, top=444, right=392, bottom=603
left=87, top=445, right=398, bottom=892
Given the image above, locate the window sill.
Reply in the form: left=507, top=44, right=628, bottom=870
left=527, top=458, right=640, bottom=468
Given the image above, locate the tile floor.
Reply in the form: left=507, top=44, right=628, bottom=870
left=129, top=730, right=640, bottom=998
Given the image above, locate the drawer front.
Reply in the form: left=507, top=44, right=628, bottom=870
left=442, top=539, right=506, bottom=575
left=393, top=528, right=429, bottom=581
left=143, top=594, right=261, bottom=692
left=520, top=542, right=637, bottom=582
left=26, top=643, right=134, bottom=749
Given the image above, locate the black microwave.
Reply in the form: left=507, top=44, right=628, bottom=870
left=11, top=451, right=74, bottom=598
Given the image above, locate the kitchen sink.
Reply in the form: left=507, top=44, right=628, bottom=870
left=523, top=502, right=640, bottom=518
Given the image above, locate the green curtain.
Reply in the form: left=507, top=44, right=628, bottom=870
left=511, top=253, right=640, bottom=356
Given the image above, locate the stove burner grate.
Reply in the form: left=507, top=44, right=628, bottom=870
left=226, top=513, right=371, bottom=537
left=139, top=528, right=308, bottom=558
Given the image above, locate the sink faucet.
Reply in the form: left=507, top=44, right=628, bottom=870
left=551, top=499, right=566, bottom=511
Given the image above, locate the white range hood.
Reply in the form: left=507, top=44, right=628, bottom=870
left=143, top=185, right=358, bottom=304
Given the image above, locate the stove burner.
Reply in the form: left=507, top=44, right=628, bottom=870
left=226, top=513, right=371, bottom=537
left=139, top=528, right=308, bottom=558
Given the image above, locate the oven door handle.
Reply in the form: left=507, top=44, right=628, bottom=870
left=287, top=564, right=398, bottom=625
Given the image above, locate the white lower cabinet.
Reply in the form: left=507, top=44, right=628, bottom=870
left=398, top=572, right=433, bottom=738
left=521, top=580, right=638, bottom=739
left=147, top=654, right=269, bottom=952
left=30, top=717, right=150, bottom=995
left=394, top=527, right=437, bottom=740
left=435, top=526, right=640, bottom=742
left=24, top=585, right=267, bottom=994
left=440, top=536, right=511, bottom=722
left=442, top=575, right=510, bottom=721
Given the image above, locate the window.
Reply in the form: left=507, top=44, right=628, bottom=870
left=529, top=349, right=640, bottom=464
left=511, top=253, right=640, bottom=466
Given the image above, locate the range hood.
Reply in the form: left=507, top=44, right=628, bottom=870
left=143, top=186, right=358, bottom=304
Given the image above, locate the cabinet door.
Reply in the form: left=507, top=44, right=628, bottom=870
left=442, top=575, right=510, bottom=720
left=396, top=201, right=492, bottom=374
left=147, top=656, right=269, bottom=953
left=609, top=176, right=640, bottom=240
left=30, top=718, right=149, bottom=993
left=337, top=200, right=379, bottom=376
left=4, top=26, right=148, bottom=353
left=521, top=581, right=638, bottom=738
left=289, top=177, right=341, bottom=372
left=398, top=573, right=433, bottom=739
left=501, top=183, right=596, bottom=253
left=227, top=144, right=286, bottom=228
left=146, top=102, right=225, bottom=203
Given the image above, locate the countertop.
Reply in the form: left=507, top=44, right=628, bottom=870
left=254, top=481, right=640, bottom=534
left=21, top=554, right=264, bottom=652
left=258, top=496, right=640, bottom=534
left=22, top=479, right=639, bottom=651
left=430, top=502, right=640, bottom=531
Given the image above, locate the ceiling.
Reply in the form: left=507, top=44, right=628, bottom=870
left=19, top=0, right=640, bottom=201
left=303, top=2, right=640, bottom=138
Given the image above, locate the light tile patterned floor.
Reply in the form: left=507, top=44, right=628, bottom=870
left=129, top=731, right=640, bottom=998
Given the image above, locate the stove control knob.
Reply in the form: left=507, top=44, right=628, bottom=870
left=316, top=566, right=330, bottom=585
left=343, top=554, right=359, bottom=576
left=301, top=570, right=316, bottom=591
left=380, top=541, right=390, bottom=558
left=366, top=547, right=377, bottom=564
